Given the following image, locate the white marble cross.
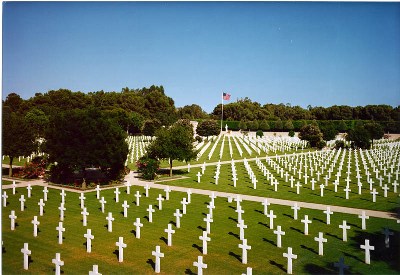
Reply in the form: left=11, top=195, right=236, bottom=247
left=301, top=215, right=312, bottom=235
left=199, top=231, right=210, bottom=255
left=114, top=188, right=120, bottom=203
left=122, top=200, right=130, bottom=218
left=84, top=228, right=94, bottom=253
left=157, top=194, right=164, bottom=210
left=43, top=187, right=49, bottom=201
left=262, top=199, right=270, bottom=215
left=314, top=232, right=327, bottom=256
left=197, top=172, right=202, bottom=183
left=79, top=193, right=86, bottom=209
left=164, top=186, right=171, bottom=200
left=60, top=189, right=66, bottom=204
left=382, top=184, right=389, bottom=198
left=193, top=255, right=207, bottom=275
left=295, top=181, right=302, bottom=194
left=382, top=227, right=394, bottom=248
left=51, top=253, right=64, bottom=275
left=344, top=187, right=351, bottom=200
left=89, top=265, right=102, bottom=275
left=291, top=203, right=300, bottom=220
left=106, top=212, right=114, bottom=232
left=115, top=237, right=127, bottom=262
left=239, top=238, right=251, bottom=264
left=9, top=210, right=17, bottom=230
left=100, top=197, right=107, bottom=213
left=152, top=245, right=164, bottom=273
left=267, top=210, right=277, bottom=229
left=19, top=195, right=26, bottom=211
left=360, top=239, right=374, bottom=264
left=186, top=189, right=192, bottom=203
left=12, top=181, right=16, bottom=195
left=181, top=198, right=189, bottom=214
left=334, top=257, right=349, bottom=275
left=283, top=247, right=297, bottom=274
left=273, top=225, right=285, bottom=248
left=38, top=199, right=45, bottom=216
left=323, top=207, right=333, bottom=225
left=370, top=188, right=378, bottom=202
left=164, top=223, right=175, bottom=246
left=96, top=185, right=101, bottom=199
left=204, top=214, right=213, bottom=234
left=81, top=207, right=89, bottom=226
left=135, top=191, right=141, bottom=206
left=310, top=178, right=316, bottom=190
left=237, top=219, right=247, bottom=240
left=339, top=220, right=351, bottom=242
left=236, top=205, right=244, bottom=222
left=21, top=243, right=31, bottom=270
left=319, top=184, right=325, bottom=197
left=174, top=209, right=182, bottom=228
left=358, top=211, right=369, bottom=230
left=27, top=184, right=32, bottom=198
left=147, top=205, right=155, bottom=223
left=31, top=216, right=40, bottom=237
left=58, top=203, right=66, bottom=221
left=56, top=221, right=65, bottom=244
left=2, top=191, right=8, bottom=207
left=145, top=184, right=150, bottom=197
left=133, top=217, right=143, bottom=238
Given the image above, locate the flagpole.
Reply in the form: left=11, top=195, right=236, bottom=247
left=221, top=92, right=224, bottom=133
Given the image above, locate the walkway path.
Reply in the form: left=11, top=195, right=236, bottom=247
left=3, top=172, right=397, bottom=220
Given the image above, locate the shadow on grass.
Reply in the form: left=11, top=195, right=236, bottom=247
left=349, top=229, right=400, bottom=271
left=326, top=232, right=341, bottom=241
left=300, top=244, right=318, bottom=255
left=192, top=243, right=202, bottom=253
left=262, top=238, right=275, bottom=246
left=185, top=268, right=195, bottom=274
left=146, top=258, right=155, bottom=271
left=197, top=225, right=206, bottom=231
left=229, top=217, right=238, bottom=223
left=303, top=263, right=336, bottom=274
left=112, top=250, right=120, bottom=260
left=269, top=260, right=285, bottom=273
left=229, top=251, right=242, bottom=263
left=258, top=221, right=269, bottom=228
left=228, top=232, right=240, bottom=240
left=130, top=229, right=136, bottom=237
left=160, top=237, right=168, bottom=245
left=290, top=226, right=302, bottom=234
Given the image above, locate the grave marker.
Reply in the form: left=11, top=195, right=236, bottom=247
left=360, top=239, right=374, bottom=264
left=56, top=221, right=65, bottom=244
left=106, top=212, right=114, bottom=232
left=115, top=237, right=127, bottom=262
left=9, top=210, right=17, bottom=230
left=84, top=229, right=94, bottom=253
left=31, top=216, right=40, bottom=237
left=199, top=231, right=210, bottom=255
left=133, top=218, right=143, bottom=239
left=152, top=245, right=164, bottom=273
left=21, top=243, right=31, bottom=270
left=283, top=247, right=297, bottom=274
left=314, top=232, right=327, bottom=256
left=164, top=223, right=175, bottom=246
left=301, top=215, right=312, bottom=235
left=239, top=238, right=251, bottom=264
left=273, top=225, right=285, bottom=248
left=52, top=253, right=64, bottom=275
left=193, top=255, right=207, bottom=275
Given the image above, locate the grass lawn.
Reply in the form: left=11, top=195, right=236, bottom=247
left=2, top=185, right=399, bottom=274
left=2, top=180, right=15, bottom=185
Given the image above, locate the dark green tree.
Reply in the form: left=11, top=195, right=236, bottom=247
left=146, top=122, right=196, bottom=177
left=364, top=122, right=384, bottom=144
left=320, top=123, right=339, bottom=141
left=25, top=108, right=49, bottom=138
left=44, top=108, right=128, bottom=184
left=239, top=120, right=248, bottom=131
left=142, top=119, right=162, bottom=136
left=196, top=120, right=220, bottom=139
left=2, top=109, right=36, bottom=177
left=347, top=125, right=371, bottom=149
left=298, top=124, right=324, bottom=148
left=259, top=120, right=270, bottom=131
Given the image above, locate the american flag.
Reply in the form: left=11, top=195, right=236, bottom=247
left=223, top=92, right=231, bottom=101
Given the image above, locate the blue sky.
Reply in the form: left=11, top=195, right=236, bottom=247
left=3, top=2, right=400, bottom=112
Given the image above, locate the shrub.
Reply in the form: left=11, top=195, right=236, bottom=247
left=21, top=156, right=48, bottom=179
left=136, top=157, right=160, bottom=180
left=256, top=130, right=263, bottom=137
left=288, top=130, right=295, bottom=137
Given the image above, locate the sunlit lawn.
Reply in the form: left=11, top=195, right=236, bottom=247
left=2, top=185, right=399, bottom=274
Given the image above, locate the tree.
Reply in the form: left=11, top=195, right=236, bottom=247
left=298, top=124, right=324, bottom=148
left=25, top=108, right=49, bottom=138
left=44, top=108, right=128, bottom=184
left=239, top=120, right=248, bottom=131
left=128, top=112, right=144, bottom=135
left=256, top=130, right=263, bottom=137
left=364, top=122, right=384, bottom=144
left=196, top=120, right=220, bottom=138
left=2, top=110, right=36, bottom=177
left=320, top=123, right=339, bottom=141
left=347, top=125, right=371, bottom=149
left=259, top=120, right=270, bottom=131
left=284, top=120, right=294, bottom=131
left=142, top=119, right=162, bottom=136
left=146, top=122, right=196, bottom=177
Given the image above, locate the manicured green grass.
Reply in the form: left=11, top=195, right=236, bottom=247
left=2, top=180, right=15, bottom=185
left=157, top=157, right=400, bottom=213
left=2, top=186, right=399, bottom=274
left=2, top=156, right=30, bottom=167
